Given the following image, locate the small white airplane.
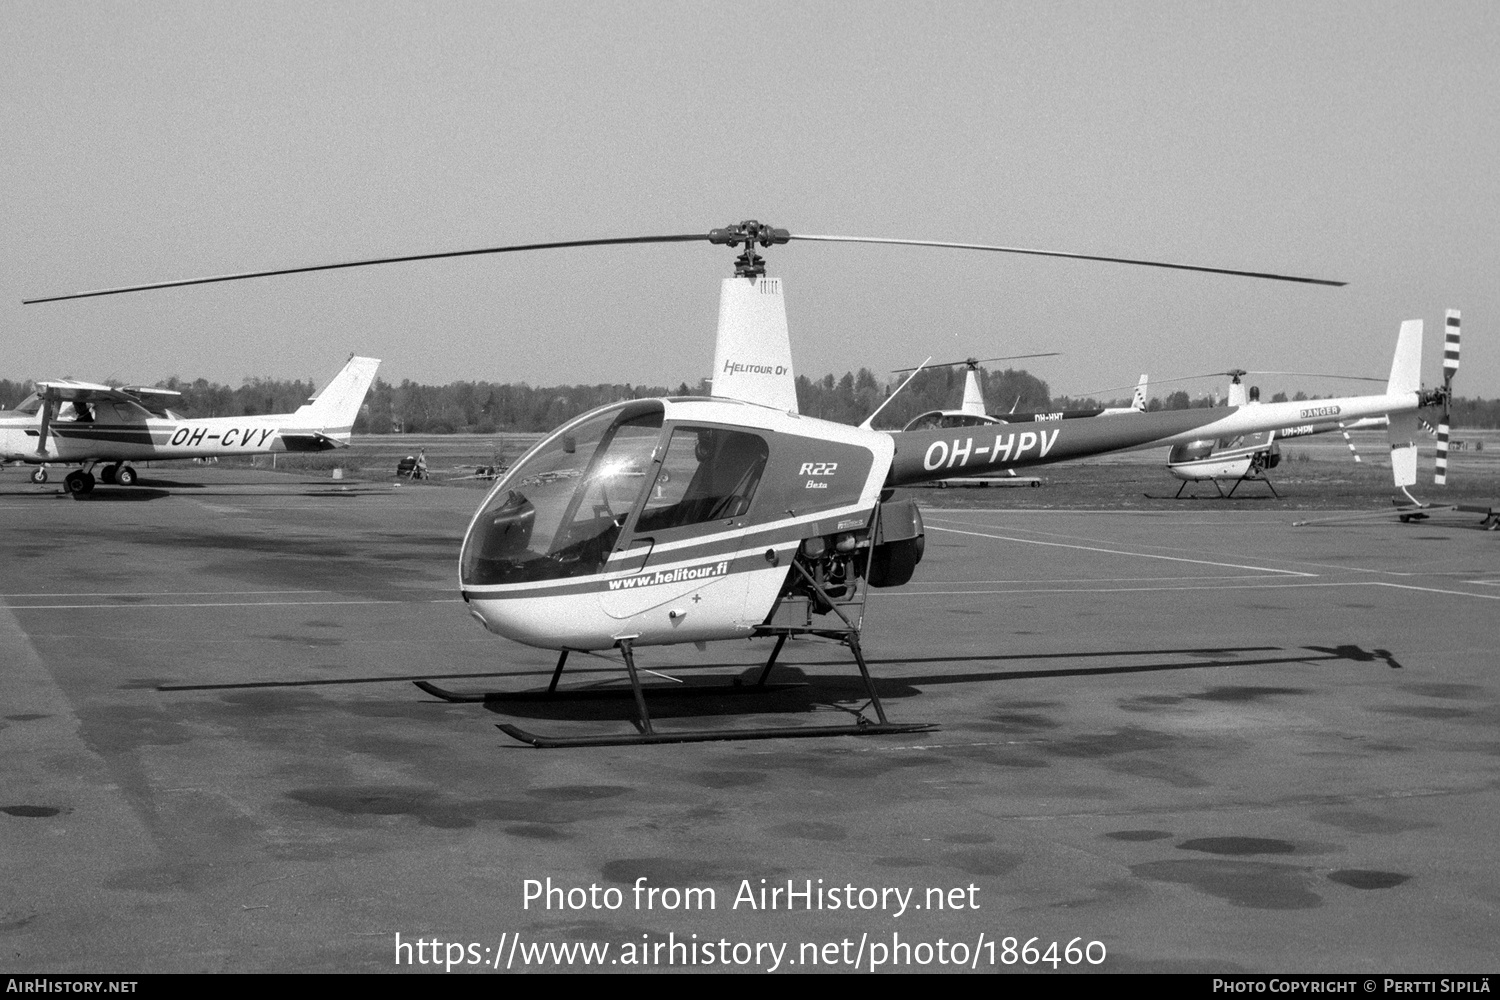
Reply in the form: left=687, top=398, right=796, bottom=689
left=1, top=355, right=381, bottom=494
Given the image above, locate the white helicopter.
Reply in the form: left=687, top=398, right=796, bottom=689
left=0, top=356, right=381, bottom=495
left=1148, top=362, right=1433, bottom=498
left=25, top=221, right=1452, bottom=746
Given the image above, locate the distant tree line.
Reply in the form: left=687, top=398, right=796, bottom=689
left=4, top=370, right=1500, bottom=430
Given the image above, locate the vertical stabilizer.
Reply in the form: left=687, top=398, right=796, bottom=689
left=960, top=369, right=985, bottom=415
left=710, top=277, right=798, bottom=412
left=1386, top=319, right=1422, bottom=396
left=295, top=356, right=381, bottom=431
left=1227, top=379, right=1248, bottom=408
left=1131, top=375, right=1148, bottom=411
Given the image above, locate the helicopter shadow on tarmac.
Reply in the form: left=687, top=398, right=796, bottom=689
left=424, top=642, right=1405, bottom=725
left=153, top=642, right=1405, bottom=734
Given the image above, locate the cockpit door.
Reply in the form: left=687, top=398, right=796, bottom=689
left=598, top=424, right=769, bottom=622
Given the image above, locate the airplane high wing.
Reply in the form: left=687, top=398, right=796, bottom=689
left=1, top=356, right=381, bottom=494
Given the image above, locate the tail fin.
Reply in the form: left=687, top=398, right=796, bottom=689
left=1382, top=320, right=1425, bottom=490
left=710, top=277, right=797, bottom=412
left=1131, top=375, right=1148, bottom=412
left=295, top=356, right=380, bottom=432
left=960, top=368, right=986, bottom=415
left=1386, top=320, right=1422, bottom=396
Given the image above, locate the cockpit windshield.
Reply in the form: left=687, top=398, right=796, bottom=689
left=9, top=393, right=41, bottom=415
left=461, top=401, right=663, bottom=587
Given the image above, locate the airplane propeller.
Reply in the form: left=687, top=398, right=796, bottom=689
left=22, top=220, right=1346, bottom=304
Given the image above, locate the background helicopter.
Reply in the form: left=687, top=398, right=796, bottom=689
left=26, top=220, right=1451, bottom=747
left=1082, top=365, right=1413, bottom=498
left=890, top=356, right=1143, bottom=487
left=896, top=355, right=1147, bottom=432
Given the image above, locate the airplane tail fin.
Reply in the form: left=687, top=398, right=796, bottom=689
left=294, top=357, right=381, bottom=435
left=1131, top=375, right=1148, bottom=412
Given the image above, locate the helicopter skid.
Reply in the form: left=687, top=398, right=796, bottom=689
left=496, top=719, right=938, bottom=749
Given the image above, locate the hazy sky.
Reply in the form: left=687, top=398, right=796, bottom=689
left=6, top=1, right=1498, bottom=400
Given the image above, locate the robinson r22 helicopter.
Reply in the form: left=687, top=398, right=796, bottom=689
left=1143, top=361, right=1436, bottom=498
left=25, top=222, right=1452, bottom=746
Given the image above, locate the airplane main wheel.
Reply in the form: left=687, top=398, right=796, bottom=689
left=30, top=468, right=48, bottom=484
left=64, top=471, right=95, bottom=495
left=100, top=464, right=119, bottom=484
left=116, top=465, right=137, bottom=486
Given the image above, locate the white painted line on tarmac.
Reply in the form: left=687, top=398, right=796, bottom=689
left=6, top=598, right=466, bottom=610
left=927, top=524, right=1315, bottom=577
left=1371, top=581, right=1500, bottom=601
left=928, top=512, right=1468, bottom=579
left=0, top=589, right=328, bottom=598
left=905, top=574, right=1294, bottom=586
left=875, top=580, right=1500, bottom=601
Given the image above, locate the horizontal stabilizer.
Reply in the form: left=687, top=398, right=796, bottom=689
left=279, top=431, right=347, bottom=452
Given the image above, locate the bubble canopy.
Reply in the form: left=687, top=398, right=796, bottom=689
left=461, top=400, right=665, bottom=588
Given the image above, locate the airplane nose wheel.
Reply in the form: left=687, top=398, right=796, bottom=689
left=64, top=471, right=96, bottom=495
left=30, top=467, right=48, bottom=484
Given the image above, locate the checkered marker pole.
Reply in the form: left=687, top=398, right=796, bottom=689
left=1435, top=310, right=1460, bottom=486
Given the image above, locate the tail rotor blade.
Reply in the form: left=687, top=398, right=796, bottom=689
left=1443, top=310, right=1461, bottom=384
left=1436, top=418, right=1450, bottom=485
left=1436, top=310, right=1459, bottom=486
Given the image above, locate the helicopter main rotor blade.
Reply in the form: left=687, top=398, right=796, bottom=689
left=892, top=351, right=1061, bottom=374
left=25, top=220, right=1347, bottom=303
left=1078, top=369, right=1383, bottom=397
left=789, top=234, right=1346, bottom=287
left=22, top=233, right=711, bottom=304
left=1241, top=370, right=1384, bottom=382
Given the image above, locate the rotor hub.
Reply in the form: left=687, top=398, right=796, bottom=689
left=708, top=220, right=791, bottom=279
